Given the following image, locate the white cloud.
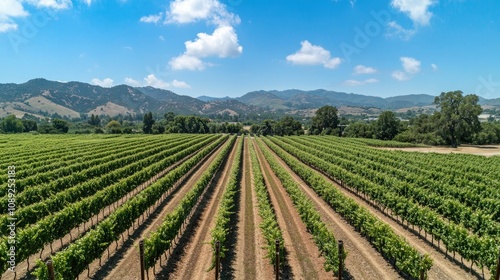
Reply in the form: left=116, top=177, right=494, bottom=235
left=172, top=79, right=191, bottom=88
left=386, top=21, right=416, bottom=40
left=91, top=78, right=114, bottom=88
left=431, top=63, right=438, bottom=71
left=125, top=76, right=191, bottom=89
left=140, top=13, right=162, bottom=24
left=0, top=0, right=28, bottom=17
left=170, top=54, right=205, bottom=71
left=170, top=25, right=242, bottom=71
left=353, top=65, right=377, bottom=75
left=286, top=40, right=342, bottom=69
left=83, top=0, right=92, bottom=6
left=344, top=78, right=379, bottom=86
left=26, top=0, right=72, bottom=10
left=124, top=77, right=141, bottom=87
left=166, top=0, right=239, bottom=26
left=144, top=74, right=169, bottom=89
left=391, top=0, right=436, bottom=26
left=392, top=56, right=421, bottom=81
left=391, top=71, right=410, bottom=81
left=185, top=25, right=242, bottom=58
left=159, top=35, right=165, bottom=41
left=401, top=56, right=421, bottom=74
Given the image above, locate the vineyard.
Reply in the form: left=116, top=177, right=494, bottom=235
left=0, top=134, right=499, bottom=280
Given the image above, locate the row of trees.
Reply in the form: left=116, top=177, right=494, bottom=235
left=0, top=115, right=69, bottom=134
left=249, top=116, right=303, bottom=136
left=345, top=91, right=499, bottom=147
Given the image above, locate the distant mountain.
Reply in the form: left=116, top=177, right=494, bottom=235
left=0, top=79, right=498, bottom=119
left=197, top=95, right=233, bottom=102
left=0, top=79, right=266, bottom=118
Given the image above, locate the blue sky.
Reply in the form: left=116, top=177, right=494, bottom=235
left=0, top=0, right=499, bottom=99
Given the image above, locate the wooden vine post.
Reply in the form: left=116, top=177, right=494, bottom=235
left=338, top=240, right=344, bottom=280
left=275, top=239, right=280, bottom=280
left=215, top=241, right=221, bottom=280
left=139, top=240, right=146, bottom=280
left=46, top=259, right=55, bottom=280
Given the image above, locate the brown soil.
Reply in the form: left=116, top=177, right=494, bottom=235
left=4, top=141, right=208, bottom=280
left=156, top=138, right=240, bottom=280
left=291, top=152, right=487, bottom=280
left=265, top=139, right=403, bottom=280
left=377, top=145, right=500, bottom=157
left=94, top=138, right=230, bottom=280
left=234, top=138, right=274, bottom=280
left=253, top=138, right=333, bottom=280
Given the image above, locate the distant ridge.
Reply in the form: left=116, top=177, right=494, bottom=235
left=0, top=79, right=498, bottom=118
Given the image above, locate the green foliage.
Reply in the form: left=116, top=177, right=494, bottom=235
left=265, top=136, right=433, bottom=278
left=311, top=105, right=339, bottom=135
left=249, top=140, right=285, bottom=265
left=434, top=91, right=482, bottom=147
left=374, top=111, right=401, bottom=140
left=0, top=115, right=24, bottom=133
left=256, top=138, right=342, bottom=273
left=210, top=137, right=243, bottom=269
left=52, top=118, right=69, bottom=133
left=88, top=114, right=101, bottom=126
left=143, top=136, right=235, bottom=269
left=105, top=120, right=122, bottom=134
left=143, top=112, right=155, bottom=134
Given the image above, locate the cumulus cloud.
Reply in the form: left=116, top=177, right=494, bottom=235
left=26, top=0, right=72, bottom=10
left=124, top=77, right=141, bottom=87
left=140, top=13, right=162, bottom=24
left=391, top=0, right=436, bottom=26
left=391, top=71, right=410, bottom=81
left=170, top=25, right=242, bottom=70
left=286, top=40, right=342, bottom=69
left=166, top=0, right=240, bottom=26
left=0, top=0, right=28, bottom=32
left=170, top=54, right=206, bottom=71
left=172, top=79, right=191, bottom=88
left=124, top=75, right=191, bottom=89
left=353, top=65, right=377, bottom=75
left=344, top=78, right=378, bottom=86
left=392, top=56, right=421, bottom=81
left=91, top=78, right=114, bottom=88
left=401, top=57, right=421, bottom=74
left=0, top=0, right=72, bottom=33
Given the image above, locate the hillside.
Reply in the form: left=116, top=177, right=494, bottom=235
left=0, top=79, right=498, bottom=119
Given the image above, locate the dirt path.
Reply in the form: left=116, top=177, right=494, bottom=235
left=163, top=138, right=240, bottom=280
left=289, top=151, right=483, bottom=280
left=253, top=138, right=332, bottom=280
left=234, top=138, right=274, bottom=280
left=97, top=139, right=229, bottom=280
left=377, top=145, right=500, bottom=157
left=265, top=139, right=402, bottom=280
left=7, top=140, right=210, bottom=280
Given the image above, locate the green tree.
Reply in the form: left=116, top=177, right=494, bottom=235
left=434, top=90, right=482, bottom=148
left=143, top=112, right=155, bottom=134
left=375, top=111, right=400, bottom=140
left=52, top=118, right=69, bottom=133
left=164, top=112, right=175, bottom=123
left=21, top=119, right=38, bottom=132
left=105, top=120, right=122, bottom=134
left=311, top=106, right=339, bottom=135
left=88, top=114, right=101, bottom=126
left=0, top=115, right=24, bottom=133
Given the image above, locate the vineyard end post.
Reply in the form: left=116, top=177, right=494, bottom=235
left=139, top=240, right=145, bottom=280
left=419, top=254, right=425, bottom=280
left=338, top=240, right=344, bottom=280
left=275, top=239, right=280, bottom=280
left=215, top=241, right=221, bottom=280
left=46, top=259, right=55, bottom=280
left=495, top=247, right=500, bottom=280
